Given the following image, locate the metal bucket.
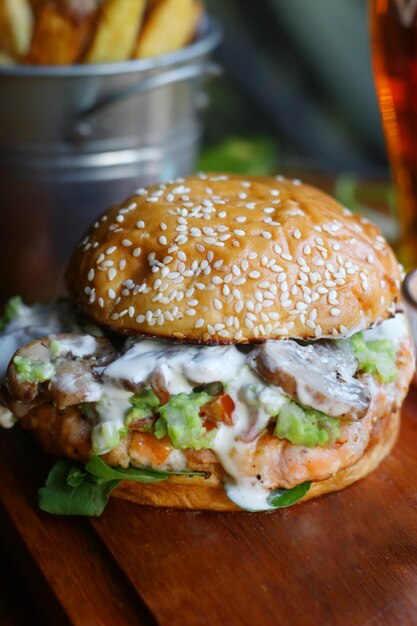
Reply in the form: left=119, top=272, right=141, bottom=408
left=0, top=18, right=221, bottom=301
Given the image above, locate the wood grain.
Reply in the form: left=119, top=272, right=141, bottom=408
left=2, top=389, right=417, bottom=626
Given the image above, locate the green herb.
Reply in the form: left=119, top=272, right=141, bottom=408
left=155, top=392, right=214, bottom=450
left=348, top=332, right=398, bottom=382
left=193, top=381, right=224, bottom=396
left=91, top=422, right=121, bottom=455
left=85, top=456, right=169, bottom=483
left=267, top=481, right=312, bottom=508
left=49, top=339, right=62, bottom=359
left=275, top=401, right=340, bottom=447
left=13, top=355, right=55, bottom=383
left=66, top=465, right=89, bottom=487
left=39, top=457, right=205, bottom=516
left=38, top=459, right=120, bottom=517
left=0, top=296, right=24, bottom=331
left=125, top=388, right=160, bottom=426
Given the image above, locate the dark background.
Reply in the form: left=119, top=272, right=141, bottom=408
left=202, top=0, right=387, bottom=177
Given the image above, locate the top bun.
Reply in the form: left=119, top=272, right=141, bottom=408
left=67, top=174, right=402, bottom=344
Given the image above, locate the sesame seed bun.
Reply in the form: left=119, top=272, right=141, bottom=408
left=66, top=174, right=402, bottom=344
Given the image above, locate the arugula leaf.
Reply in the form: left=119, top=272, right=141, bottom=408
left=38, top=459, right=120, bottom=517
left=267, top=481, right=311, bottom=508
left=39, top=457, right=206, bottom=516
left=66, top=465, right=89, bottom=487
left=85, top=456, right=169, bottom=483
left=86, top=456, right=205, bottom=480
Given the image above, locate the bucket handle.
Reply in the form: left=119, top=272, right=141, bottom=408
left=71, top=61, right=221, bottom=141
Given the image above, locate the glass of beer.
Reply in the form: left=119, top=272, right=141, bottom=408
left=370, top=0, right=417, bottom=269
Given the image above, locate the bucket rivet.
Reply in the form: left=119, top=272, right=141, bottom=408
left=74, top=122, right=92, bottom=141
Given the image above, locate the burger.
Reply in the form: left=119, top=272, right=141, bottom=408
left=0, top=174, right=414, bottom=515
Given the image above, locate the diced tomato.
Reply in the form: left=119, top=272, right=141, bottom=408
left=149, top=368, right=170, bottom=404
left=200, top=393, right=235, bottom=430
left=127, top=416, right=155, bottom=432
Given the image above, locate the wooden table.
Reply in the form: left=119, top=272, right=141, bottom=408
left=1, top=386, right=417, bottom=626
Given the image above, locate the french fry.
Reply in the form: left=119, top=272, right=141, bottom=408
left=24, top=1, right=98, bottom=65
left=134, top=0, right=203, bottom=58
left=85, top=0, right=146, bottom=64
left=0, top=0, right=34, bottom=58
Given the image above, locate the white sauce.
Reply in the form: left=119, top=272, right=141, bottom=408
left=52, top=369, right=103, bottom=402
left=96, top=386, right=132, bottom=432
left=52, top=335, right=100, bottom=358
left=0, top=406, right=17, bottom=429
left=103, top=340, right=246, bottom=388
left=224, top=478, right=274, bottom=512
left=363, top=312, right=409, bottom=343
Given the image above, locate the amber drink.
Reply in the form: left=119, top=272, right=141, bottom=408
left=371, top=0, right=417, bottom=268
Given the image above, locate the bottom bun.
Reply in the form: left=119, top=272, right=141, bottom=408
left=112, top=408, right=400, bottom=512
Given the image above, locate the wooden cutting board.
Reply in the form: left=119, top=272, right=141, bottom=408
left=2, top=387, right=417, bottom=626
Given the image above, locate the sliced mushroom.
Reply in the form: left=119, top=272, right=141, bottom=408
left=7, top=334, right=118, bottom=408
left=42, top=333, right=117, bottom=365
left=50, top=361, right=103, bottom=410
left=253, top=339, right=371, bottom=420
left=7, top=340, right=52, bottom=403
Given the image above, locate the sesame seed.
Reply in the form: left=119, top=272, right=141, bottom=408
left=108, top=288, right=116, bottom=299
left=330, top=308, right=341, bottom=317
left=195, top=318, right=205, bottom=328
left=293, top=229, right=301, bottom=239
left=238, top=192, right=247, bottom=200
left=88, top=269, right=94, bottom=281
left=214, top=298, right=222, bottom=310
left=122, top=239, right=132, bottom=247
left=159, top=236, right=167, bottom=245
left=262, top=231, right=272, bottom=239
left=233, top=229, right=245, bottom=236
left=108, top=268, right=117, bottom=281
left=236, top=216, right=247, bottom=223
left=116, top=215, right=124, bottom=222
left=106, top=246, right=116, bottom=255
left=249, top=271, right=261, bottom=279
